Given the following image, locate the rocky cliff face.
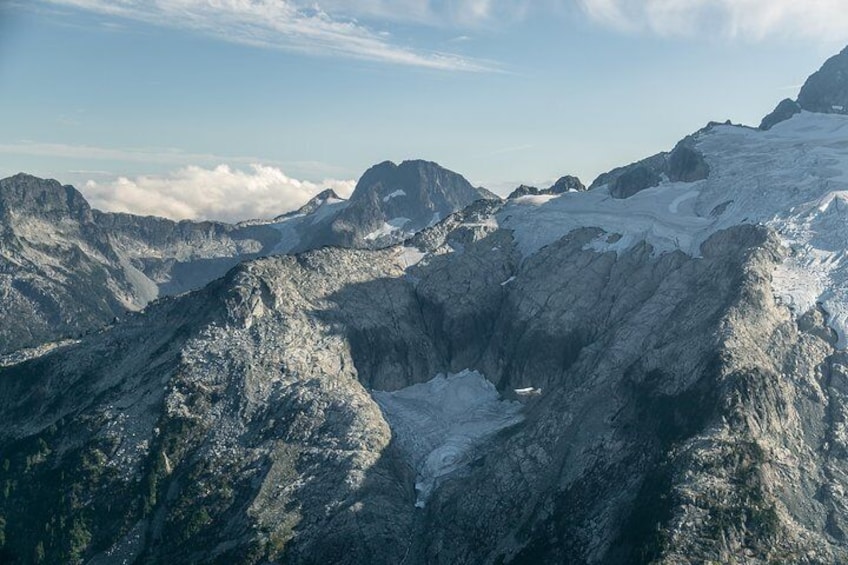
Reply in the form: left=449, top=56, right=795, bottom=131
left=761, top=46, right=848, bottom=130
left=0, top=174, right=156, bottom=355
left=91, top=210, right=282, bottom=297
left=588, top=135, right=709, bottom=198
left=798, top=46, right=848, bottom=115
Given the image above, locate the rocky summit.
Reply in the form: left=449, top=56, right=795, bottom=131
left=3, top=46, right=848, bottom=565
left=507, top=175, right=586, bottom=200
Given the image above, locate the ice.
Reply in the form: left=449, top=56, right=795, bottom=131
left=382, top=189, right=407, bottom=202
left=268, top=215, right=302, bottom=254
left=372, top=370, right=523, bottom=507
left=364, top=217, right=411, bottom=242
left=499, top=112, right=848, bottom=347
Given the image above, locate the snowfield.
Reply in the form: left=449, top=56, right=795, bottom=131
left=500, top=112, right=848, bottom=347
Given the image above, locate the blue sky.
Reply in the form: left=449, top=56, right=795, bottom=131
left=1, top=0, right=847, bottom=221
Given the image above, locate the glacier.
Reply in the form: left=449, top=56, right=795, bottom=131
left=500, top=111, right=848, bottom=347
left=372, top=370, right=523, bottom=507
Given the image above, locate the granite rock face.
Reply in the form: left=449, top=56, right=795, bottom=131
left=760, top=98, right=802, bottom=130
left=299, top=159, right=498, bottom=249
left=589, top=137, right=708, bottom=199
left=798, top=46, right=848, bottom=114
left=0, top=174, right=157, bottom=355
left=760, top=46, right=848, bottom=130
left=0, top=211, right=845, bottom=564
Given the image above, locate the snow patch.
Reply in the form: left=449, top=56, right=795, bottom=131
left=364, top=217, right=411, bottom=242
left=382, top=189, right=406, bottom=202
left=372, top=370, right=523, bottom=507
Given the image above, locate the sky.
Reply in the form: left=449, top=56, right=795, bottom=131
left=1, top=0, right=848, bottom=222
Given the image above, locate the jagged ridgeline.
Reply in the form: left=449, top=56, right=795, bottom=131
left=3, top=47, right=848, bottom=564
left=0, top=160, right=495, bottom=356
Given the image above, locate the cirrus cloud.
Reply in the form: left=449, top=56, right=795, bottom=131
left=82, top=164, right=356, bottom=223
left=40, top=0, right=498, bottom=71
left=577, top=0, right=848, bottom=41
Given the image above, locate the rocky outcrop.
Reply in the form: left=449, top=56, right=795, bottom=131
left=92, top=210, right=282, bottom=296
left=760, top=98, right=802, bottom=130
left=507, top=175, right=585, bottom=199
left=798, top=46, right=848, bottom=115
left=759, top=46, right=848, bottom=130
left=590, top=137, right=709, bottom=198
left=276, top=188, right=343, bottom=218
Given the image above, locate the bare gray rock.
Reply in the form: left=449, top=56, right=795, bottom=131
left=798, top=46, right=848, bottom=115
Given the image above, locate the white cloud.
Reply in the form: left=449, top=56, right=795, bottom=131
left=81, top=164, right=356, bottom=223
left=41, top=0, right=497, bottom=71
left=294, top=1, right=532, bottom=27
left=577, top=0, right=848, bottom=41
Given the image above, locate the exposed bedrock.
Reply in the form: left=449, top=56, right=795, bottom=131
left=0, top=219, right=845, bottom=563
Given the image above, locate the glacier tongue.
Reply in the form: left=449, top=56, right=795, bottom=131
left=372, top=370, right=523, bottom=507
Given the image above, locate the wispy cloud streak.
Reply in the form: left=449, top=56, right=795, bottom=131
left=577, top=0, right=848, bottom=41
left=41, top=0, right=497, bottom=71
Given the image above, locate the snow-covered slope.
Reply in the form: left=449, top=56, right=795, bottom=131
left=500, top=112, right=848, bottom=346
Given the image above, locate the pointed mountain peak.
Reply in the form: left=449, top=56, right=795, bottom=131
left=296, top=188, right=345, bottom=215
left=270, top=188, right=346, bottom=221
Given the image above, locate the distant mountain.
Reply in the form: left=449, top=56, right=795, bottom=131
left=294, top=159, right=499, bottom=249
left=507, top=175, right=585, bottom=199
left=0, top=174, right=156, bottom=354
left=0, top=161, right=492, bottom=355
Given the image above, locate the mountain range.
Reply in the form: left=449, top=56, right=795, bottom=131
left=2, top=46, right=848, bottom=564
left=0, top=160, right=495, bottom=356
